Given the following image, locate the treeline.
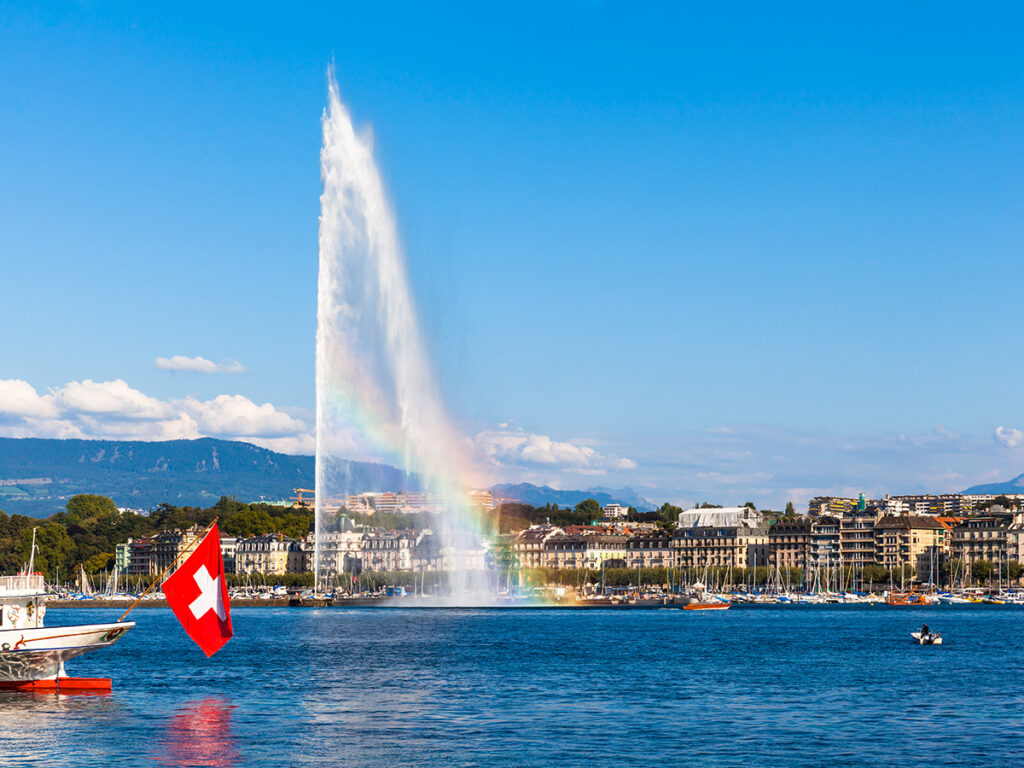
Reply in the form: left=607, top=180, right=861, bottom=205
left=0, top=494, right=313, bottom=580
left=342, top=499, right=656, bottom=535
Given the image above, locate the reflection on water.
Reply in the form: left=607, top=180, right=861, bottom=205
left=155, top=698, right=240, bottom=767
left=0, top=691, right=124, bottom=765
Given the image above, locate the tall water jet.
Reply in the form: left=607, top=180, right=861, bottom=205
left=315, top=70, right=490, bottom=603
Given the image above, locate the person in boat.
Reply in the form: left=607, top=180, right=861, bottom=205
left=921, top=623, right=930, bottom=639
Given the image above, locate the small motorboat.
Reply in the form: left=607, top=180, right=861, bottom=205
left=684, top=602, right=730, bottom=611
left=911, top=631, right=943, bottom=645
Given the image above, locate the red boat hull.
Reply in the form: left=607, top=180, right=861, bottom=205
left=0, top=677, right=112, bottom=693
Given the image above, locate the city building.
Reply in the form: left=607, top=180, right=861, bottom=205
left=220, top=535, right=237, bottom=575
left=625, top=531, right=674, bottom=569
left=951, top=515, right=1013, bottom=569
left=963, top=494, right=1024, bottom=510
left=839, top=508, right=882, bottom=569
left=315, top=529, right=368, bottom=578
left=769, top=517, right=811, bottom=570
left=1007, top=513, right=1024, bottom=566
left=808, top=516, right=841, bottom=570
left=126, top=537, right=156, bottom=577
left=114, top=541, right=131, bottom=575
left=235, top=534, right=305, bottom=575
left=360, top=530, right=415, bottom=572
left=873, top=515, right=948, bottom=580
left=673, top=507, right=769, bottom=570
left=884, top=494, right=973, bottom=517
left=512, top=526, right=562, bottom=569
left=808, top=496, right=864, bottom=517
left=152, top=527, right=203, bottom=574
left=582, top=534, right=629, bottom=569
left=468, top=490, right=496, bottom=511
left=411, top=532, right=444, bottom=572
left=542, top=534, right=588, bottom=569
left=602, top=503, right=630, bottom=520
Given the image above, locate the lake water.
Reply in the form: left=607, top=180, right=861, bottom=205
left=2, top=605, right=1022, bottom=767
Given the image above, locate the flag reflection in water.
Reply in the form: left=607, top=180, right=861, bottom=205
left=156, top=698, right=240, bottom=767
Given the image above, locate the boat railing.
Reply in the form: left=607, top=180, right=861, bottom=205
left=0, top=573, right=47, bottom=596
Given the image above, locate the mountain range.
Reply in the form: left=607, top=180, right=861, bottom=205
left=0, top=437, right=651, bottom=517
left=961, top=473, right=1024, bottom=496
left=489, top=483, right=652, bottom=510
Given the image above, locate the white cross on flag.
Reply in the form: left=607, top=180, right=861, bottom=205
left=162, top=522, right=233, bottom=657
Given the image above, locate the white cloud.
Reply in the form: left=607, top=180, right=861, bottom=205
left=473, top=426, right=638, bottom=479
left=181, top=394, right=306, bottom=438
left=53, top=379, right=174, bottom=420
left=155, top=355, right=246, bottom=374
left=0, top=379, right=59, bottom=419
left=994, top=426, right=1024, bottom=449
left=0, top=378, right=310, bottom=454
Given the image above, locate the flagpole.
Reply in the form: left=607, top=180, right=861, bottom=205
left=117, top=517, right=219, bottom=622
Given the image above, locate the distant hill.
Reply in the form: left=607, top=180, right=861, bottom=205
left=489, top=482, right=653, bottom=511
left=0, top=437, right=654, bottom=518
left=0, top=437, right=414, bottom=518
left=962, top=473, right=1024, bottom=495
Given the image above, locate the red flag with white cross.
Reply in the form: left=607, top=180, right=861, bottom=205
left=162, top=522, right=233, bottom=657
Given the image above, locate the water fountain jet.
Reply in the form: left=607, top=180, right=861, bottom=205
left=314, top=69, right=492, bottom=605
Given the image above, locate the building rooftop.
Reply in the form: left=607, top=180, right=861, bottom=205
left=874, top=515, right=944, bottom=530
left=677, top=506, right=764, bottom=529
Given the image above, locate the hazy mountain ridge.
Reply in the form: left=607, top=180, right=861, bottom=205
left=0, top=437, right=411, bottom=517
left=962, top=473, right=1024, bottom=495
left=490, top=482, right=653, bottom=510
left=0, top=438, right=650, bottom=517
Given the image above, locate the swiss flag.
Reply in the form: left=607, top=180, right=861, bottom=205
left=162, top=522, right=233, bottom=657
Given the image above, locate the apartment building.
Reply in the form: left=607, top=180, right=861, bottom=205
left=235, top=533, right=305, bottom=575
left=951, top=515, right=1013, bottom=568
left=874, top=515, right=948, bottom=580
left=673, top=507, right=769, bottom=570
left=625, top=531, right=674, bottom=569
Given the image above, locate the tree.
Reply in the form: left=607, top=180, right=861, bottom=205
left=784, top=501, right=796, bottom=517
left=743, top=501, right=757, bottom=510
left=971, top=559, right=993, bottom=585
left=574, top=498, right=602, bottom=521
left=657, top=503, right=683, bottom=524
left=862, top=565, right=889, bottom=585
left=1008, top=561, right=1023, bottom=582
left=61, top=494, right=118, bottom=525
left=19, top=522, right=76, bottom=579
left=83, top=552, right=114, bottom=574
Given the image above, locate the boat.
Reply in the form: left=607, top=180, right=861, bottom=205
left=911, top=631, right=943, bottom=645
left=683, top=601, right=730, bottom=611
left=0, top=572, right=133, bottom=691
left=678, top=580, right=730, bottom=610
left=886, top=588, right=933, bottom=606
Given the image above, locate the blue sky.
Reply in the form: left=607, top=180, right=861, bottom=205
left=2, top=1, right=1024, bottom=507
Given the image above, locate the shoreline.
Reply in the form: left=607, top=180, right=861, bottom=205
left=44, top=597, right=1019, bottom=610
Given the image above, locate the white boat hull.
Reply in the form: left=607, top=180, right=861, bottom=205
left=0, top=622, right=133, bottom=682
